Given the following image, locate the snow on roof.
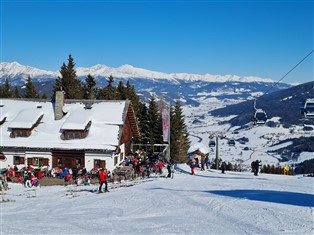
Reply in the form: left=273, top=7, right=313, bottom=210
left=187, top=142, right=210, bottom=154
left=9, top=109, right=44, bottom=129
left=0, top=99, right=128, bottom=151
left=61, top=108, right=92, bottom=130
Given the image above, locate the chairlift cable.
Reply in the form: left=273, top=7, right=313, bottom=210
left=252, top=50, right=313, bottom=124
left=260, top=50, right=314, bottom=99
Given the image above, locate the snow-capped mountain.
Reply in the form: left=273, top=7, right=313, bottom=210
left=0, top=62, right=58, bottom=79
left=1, top=61, right=290, bottom=107
left=1, top=61, right=274, bottom=84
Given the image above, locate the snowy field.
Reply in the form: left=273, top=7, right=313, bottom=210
left=183, top=100, right=314, bottom=168
left=1, top=164, right=313, bottom=235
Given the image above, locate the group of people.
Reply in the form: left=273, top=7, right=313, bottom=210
left=0, top=165, right=41, bottom=188
left=123, top=151, right=174, bottom=179
left=189, top=154, right=210, bottom=175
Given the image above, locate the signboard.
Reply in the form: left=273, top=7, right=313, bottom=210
left=162, top=105, right=170, bottom=143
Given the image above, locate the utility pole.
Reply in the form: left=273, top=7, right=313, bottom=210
left=208, top=131, right=224, bottom=170
left=216, top=135, right=219, bottom=170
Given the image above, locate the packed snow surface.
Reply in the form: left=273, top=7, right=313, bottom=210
left=1, top=164, right=313, bottom=235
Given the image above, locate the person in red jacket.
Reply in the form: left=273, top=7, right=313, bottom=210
left=98, top=168, right=109, bottom=193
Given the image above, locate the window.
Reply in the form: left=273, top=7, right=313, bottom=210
left=114, top=156, right=118, bottom=166
left=68, top=132, right=75, bottom=139
left=28, top=157, right=48, bottom=166
left=76, top=158, right=82, bottom=166
left=63, top=121, right=91, bottom=140
left=14, top=130, right=30, bottom=137
left=94, top=159, right=106, bottom=168
left=14, top=156, right=20, bottom=165
left=65, top=131, right=83, bottom=140
left=94, top=159, right=100, bottom=168
left=33, top=158, right=39, bottom=166
left=120, top=153, right=123, bottom=162
left=57, top=158, right=62, bottom=166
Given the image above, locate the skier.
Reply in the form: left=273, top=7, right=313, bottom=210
left=167, top=163, right=171, bottom=178
left=205, top=154, right=210, bottom=169
left=98, top=168, right=109, bottom=193
left=252, top=160, right=259, bottom=176
left=221, top=161, right=227, bottom=174
left=190, top=160, right=196, bottom=175
left=200, top=155, right=205, bottom=171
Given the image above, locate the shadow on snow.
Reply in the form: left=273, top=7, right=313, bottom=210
left=209, top=189, right=314, bottom=207
left=150, top=187, right=314, bottom=207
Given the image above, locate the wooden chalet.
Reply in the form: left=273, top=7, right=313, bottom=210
left=0, top=92, right=140, bottom=172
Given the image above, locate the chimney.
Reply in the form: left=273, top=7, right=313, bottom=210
left=55, top=91, right=65, bottom=120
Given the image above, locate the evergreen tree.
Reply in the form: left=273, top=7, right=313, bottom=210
left=95, top=87, right=104, bottom=100
left=102, top=75, right=117, bottom=100
left=12, top=86, right=20, bottom=98
left=41, top=93, right=48, bottom=99
left=125, top=80, right=141, bottom=118
left=84, top=74, right=97, bottom=99
left=1, top=79, right=11, bottom=98
left=52, top=54, right=84, bottom=100
left=137, top=103, right=150, bottom=145
left=170, top=101, right=190, bottom=163
left=147, top=95, right=162, bottom=145
left=23, top=75, right=40, bottom=98
left=117, top=81, right=127, bottom=100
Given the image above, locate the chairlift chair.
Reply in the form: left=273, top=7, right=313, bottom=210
left=302, top=98, right=314, bottom=119
left=253, top=109, right=267, bottom=125
left=228, top=139, right=235, bottom=146
left=208, top=140, right=216, bottom=147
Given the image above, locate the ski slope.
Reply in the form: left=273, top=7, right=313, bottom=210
left=1, top=164, right=313, bottom=235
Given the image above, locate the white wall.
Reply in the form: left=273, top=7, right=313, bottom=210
left=84, top=152, right=113, bottom=172
left=1, top=151, right=52, bottom=170
left=0, top=151, right=22, bottom=169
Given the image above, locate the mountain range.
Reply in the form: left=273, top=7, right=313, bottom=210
left=1, top=61, right=275, bottom=83
left=0, top=61, right=290, bottom=106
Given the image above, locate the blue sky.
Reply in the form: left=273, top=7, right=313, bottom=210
left=1, top=0, right=313, bottom=84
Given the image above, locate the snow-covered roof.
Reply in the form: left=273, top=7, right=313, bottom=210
left=9, top=108, right=44, bottom=129
left=187, top=142, right=210, bottom=155
left=0, top=99, right=133, bottom=151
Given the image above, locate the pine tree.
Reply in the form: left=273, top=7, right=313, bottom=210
left=147, top=95, right=162, bottom=145
left=137, top=103, right=150, bottom=145
left=1, top=79, right=11, bottom=98
left=117, top=81, right=127, bottom=100
left=12, top=86, right=20, bottom=98
left=41, top=93, right=48, bottom=99
left=84, top=74, right=97, bottom=99
left=170, top=101, right=190, bottom=163
left=52, top=54, right=84, bottom=100
left=23, top=75, right=40, bottom=98
left=125, top=80, right=141, bottom=120
left=102, top=75, right=117, bottom=100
